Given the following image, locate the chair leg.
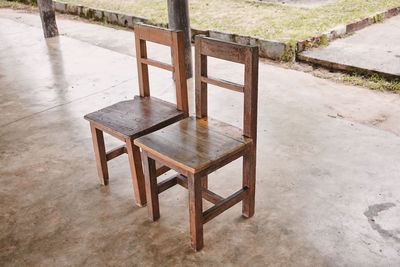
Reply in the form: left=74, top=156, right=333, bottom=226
left=242, top=147, right=256, bottom=218
left=201, top=175, right=208, bottom=189
left=126, top=138, right=147, bottom=207
left=142, top=151, right=160, bottom=221
left=188, top=174, right=204, bottom=251
left=90, top=123, right=109, bottom=185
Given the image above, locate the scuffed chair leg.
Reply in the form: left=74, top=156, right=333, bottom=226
left=189, top=174, right=204, bottom=251
left=142, top=151, right=160, bottom=221
left=242, top=148, right=256, bottom=218
left=90, top=123, right=109, bottom=185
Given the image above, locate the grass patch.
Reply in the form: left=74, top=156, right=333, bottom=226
left=0, top=0, right=25, bottom=8
left=313, top=72, right=400, bottom=92
left=56, top=0, right=400, bottom=42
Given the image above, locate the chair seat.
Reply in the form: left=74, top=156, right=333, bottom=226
left=134, top=116, right=253, bottom=174
left=84, top=96, right=185, bottom=139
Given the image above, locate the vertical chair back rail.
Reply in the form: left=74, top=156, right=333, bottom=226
left=195, top=35, right=259, bottom=140
left=134, top=23, right=189, bottom=115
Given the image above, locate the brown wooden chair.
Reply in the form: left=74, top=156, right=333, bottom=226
left=134, top=35, right=258, bottom=250
left=84, top=23, right=188, bottom=206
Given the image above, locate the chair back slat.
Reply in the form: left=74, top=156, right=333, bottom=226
left=134, top=23, right=188, bottom=115
left=141, top=58, right=174, bottom=72
left=136, top=23, right=174, bottom=46
left=195, top=35, right=259, bottom=141
left=199, top=37, right=247, bottom=64
left=201, top=76, right=244, bottom=93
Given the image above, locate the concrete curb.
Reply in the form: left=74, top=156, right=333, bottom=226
left=13, top=0, right=400, bottom=63
left=297, top=6, right=400, bottom=79
left=15, top=0, right=294, bottom=61
left=297, top=6, right=400, bottom=53
left=297, top=54, right=400, bottom=81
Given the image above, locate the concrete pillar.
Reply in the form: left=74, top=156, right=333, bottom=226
left=37, top=0, right=59, bottom=38
left=167, top=0, right=193, bottom=79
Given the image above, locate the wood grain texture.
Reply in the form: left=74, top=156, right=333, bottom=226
left=171, top=31, right=189, bottom=115
left=84, top=96, right=185, bottom=139
left=188, top=173, right=204, bottom=250
left=134, top=117, right=252, bottom=174
left=198, top=36, right=249, bottom=64
left=142, top=151, right=160, bottom=221
left=167, top=0, right=193, bottom=78
left=126, top=139, right=147, bottom=206
left=203, top=187, right=248, bottom=224
left=90, top=123, right=109, bottom=185
left=140, top=58, right=174, bottom=72
left=200, top=76, right=244, bottom=93
left=135, top=23, right=174, bottom=46
left=242, top=42, right=258, bottom=218
left=106, top=145, right=127, bottom=161
left=135, top=38, right=150, bottom=97
left=195, top=37, right=208, bottom=118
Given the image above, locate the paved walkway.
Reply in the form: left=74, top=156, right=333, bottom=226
left=1, top=8, right=400, bottom=266
left=299, top=15, right=400, bottom=78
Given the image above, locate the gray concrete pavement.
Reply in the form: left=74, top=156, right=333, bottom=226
left=299, top=15, right=400, bottom=78
left=1, top=8, right=400, bottom=266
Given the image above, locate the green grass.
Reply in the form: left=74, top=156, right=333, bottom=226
left=0, top=0, right=22, bottom=8
left=313, top=72, right=400, bottom=92
left=55, top=0, right=400, bottom=42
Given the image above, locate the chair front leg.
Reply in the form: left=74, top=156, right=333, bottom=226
left=142, top=151, right=160, bottom=221
left=126, top=138, right=147, bottom=207
left=90, top=123, right=109, bottom=185
left=242, top=147, right=256, bottom=218
left=188, top=173, right=204, bottom=251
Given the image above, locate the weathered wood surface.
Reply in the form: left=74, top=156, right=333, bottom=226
left=142, top=151, right=160, bottom=220
left=135, top=117, right=252, bottom=174
left=90, top=122, right=109, bottom=185
left=126, top=139, right=147, bottom=206
left=37, top=0, right=59, bottom=38
left=84, top=96, right=185, bottom=139
left=167, top=0, right=193, bottom=78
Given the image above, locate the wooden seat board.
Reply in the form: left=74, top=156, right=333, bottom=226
left=84, top=96, right=185, bottom=139
left=135, top=116, right=252, bottom=173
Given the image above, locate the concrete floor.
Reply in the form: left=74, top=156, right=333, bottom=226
left=299, top=15, right=400, bottom=78
left=1, top=8, right=400, bottom=266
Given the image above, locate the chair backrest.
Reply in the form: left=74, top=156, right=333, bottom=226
left=134, top=23, right=188, bottom=115
left=195, top=35, right=259, bottom=141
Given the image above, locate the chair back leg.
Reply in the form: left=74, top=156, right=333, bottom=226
left=242, top=147, right=256, bottom=218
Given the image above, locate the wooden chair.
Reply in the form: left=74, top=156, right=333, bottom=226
left=134, top=35, right=258, bottom=250
left=84, top=23, right=188, bottom=206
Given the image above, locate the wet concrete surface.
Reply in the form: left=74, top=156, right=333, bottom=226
left=1, top=8, right=400, bottom=266
left=299, top=15, right=400, bottom=78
